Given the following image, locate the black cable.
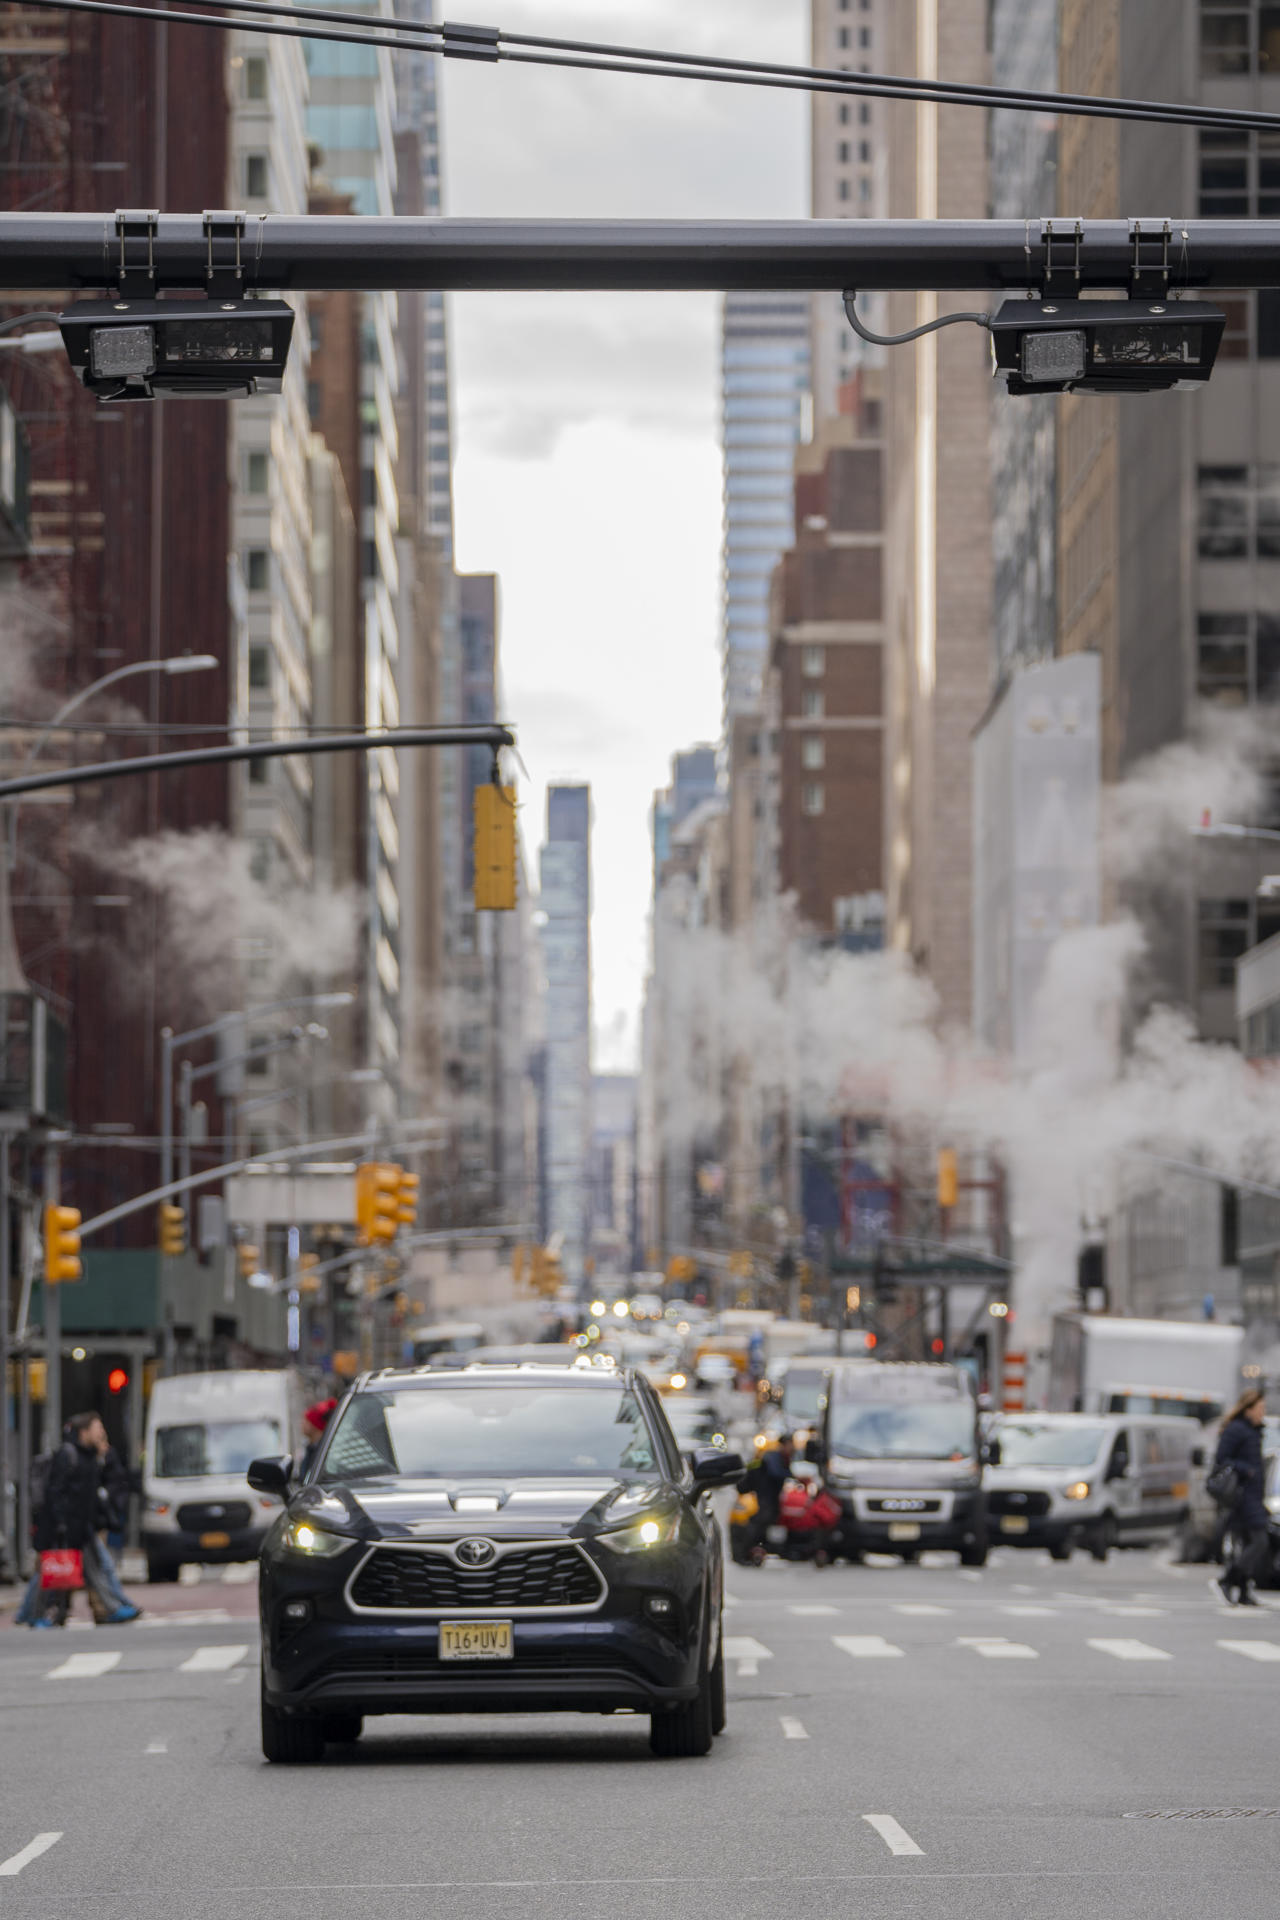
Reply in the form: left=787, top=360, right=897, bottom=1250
left=14, top=0, right=1280, bottom=135
left=842, top=288, right=991, bottom=347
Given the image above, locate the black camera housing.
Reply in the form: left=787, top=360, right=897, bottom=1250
left=60, top=297, right=295, bottom=401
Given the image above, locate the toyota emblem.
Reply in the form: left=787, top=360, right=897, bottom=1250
left=454, top=1537, right=497, bottom=1567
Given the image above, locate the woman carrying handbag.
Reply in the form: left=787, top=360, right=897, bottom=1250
left=1211, top=1387, right=1269, bottom=1609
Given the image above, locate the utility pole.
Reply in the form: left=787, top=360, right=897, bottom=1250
left=43, top=1139, right=59, bottom=1444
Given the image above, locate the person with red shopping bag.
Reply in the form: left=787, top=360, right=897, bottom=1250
left=30, top=1412, right=141, bottom=1628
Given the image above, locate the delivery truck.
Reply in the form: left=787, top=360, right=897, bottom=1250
left=1048, top=1313, right=1243, bottom=1426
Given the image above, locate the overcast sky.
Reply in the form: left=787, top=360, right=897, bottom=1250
left=444, top=1, right=808, bottom=1072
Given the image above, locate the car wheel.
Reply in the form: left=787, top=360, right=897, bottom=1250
left=321, top=1714, right=363, bottom=1745
left=709, top=1622, right=726, bottom=1736
left=146, top=1559, right=180, bottom=1584
left=1090, top=1513, right=1117, bottom=1563
left=959, top=1535, right=989, bottom=1569
left=650, top=1627, right=715, bottom=1759
left=261, top=1672, right=324, bottom=1764
left=1048, top=1534, right=1074, bottom=1563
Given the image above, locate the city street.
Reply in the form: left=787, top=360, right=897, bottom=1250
left=0, top=1547, right=1276, bottom=1919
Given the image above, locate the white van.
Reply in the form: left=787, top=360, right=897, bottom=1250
left=142, top=1370, right=305, bottom=1583
left=987, top=1411, right=1207, bottom=1562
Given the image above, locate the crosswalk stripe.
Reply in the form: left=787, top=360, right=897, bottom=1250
left=834, top=1635, right=904, bottom=1659
left=1087, top=1638, right=1171, bottom=1662
left=179, top=1644, right=249, bottom=1673
left=893, top=1603, right=951, bottom=1617
left=968, top=1638, right=1038, bottom=1659
left=788, top=1604, right=840, bottom=1616
left=780, top=1715, right=809, bottom=1739
left=999, top=1605, right=1056, bottom=1617
left=0, top=1834, right=62, bottom=1877
left=862, top=1814, right=923, bottom=1857
left=219, top=1564, right=257, bottom=1585
left=725, top=1635, right=771, bottom=1677
left=46, top=1651, right=121, bottom=1680
left=1217, top=1640, right=1280, bottom=1663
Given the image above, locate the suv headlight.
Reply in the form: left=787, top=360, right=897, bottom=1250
left=595, top=1510, right=681, bottom=1553
left=282, top=1517, right=352, bottom=1557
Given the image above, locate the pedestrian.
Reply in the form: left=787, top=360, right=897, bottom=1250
left=299, top=1397, right=338, bottom=1479
left=31, top=1412, right=141, bottom=1628
left=1212, top=1386, right=1270, bottom=1608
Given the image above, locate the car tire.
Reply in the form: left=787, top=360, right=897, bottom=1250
left=261, top=1674, right=325, bottom=1764
left=146, top=1559, right=180, bottom=1584
left=1048, top=1535, right=1074, bottom=1563
left=959, top=1535, right=989, bottom=1569
left=650, top=1625, right=715, bottom=1759
left=322, top=1714, right=363, bottom=1745
left=1090, top=1513, right=1117, bottom=1563
left=709, top=1625, right=726, bottom=1737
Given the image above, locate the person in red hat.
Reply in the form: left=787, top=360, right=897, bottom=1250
left=299, top=1398, right=339, bottom=1479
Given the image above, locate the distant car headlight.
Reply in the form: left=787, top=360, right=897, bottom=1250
left=1063, top=1481, right=1092, bottom=1501
left=669, top=1373, right=687, bottom=1391
left=282, top=1518, right=352, bottom=1557
left=595, top=1510, right=681, bottom=1553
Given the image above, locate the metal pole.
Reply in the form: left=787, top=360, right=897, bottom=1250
left=43, top=1140, right=59, bottom=1445
left=4, top=213, right=1280, bottom=292
left=178, top=1057, right=192, bottom=1215
left=159, top=1025, right=173, bottom=1191
left=0, top=1132, right=10, bottom=1575
left=17, top=1348, right=30, bottom=1575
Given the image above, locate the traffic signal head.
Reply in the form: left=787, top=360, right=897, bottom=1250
left=158, top=1202, right=186, bottom=1257
left=397, top=1169, right=420, bottom=1232
left=107, top=1366, right=129, bottom=1395
left=937, top=1148, right=959, bottom=1211
left=297, top=1252, right=322, bottom=1296
left=44, top=1204, right=82, bottom=1285
left=473, top=781, right=517, bottom=911
left=355, top=1161, right=401, bottom=1245
left=237, top=1242, right=260, bottom=1279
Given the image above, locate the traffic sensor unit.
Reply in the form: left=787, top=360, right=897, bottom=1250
left=59, top=297, right=295, bottom=401
left=988, top=298, right=1226, bottom=395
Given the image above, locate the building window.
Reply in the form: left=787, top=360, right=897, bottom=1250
left=1198, top=610, right=1280, bottom=702
left=1199, top=897, right=1252, bottom=989
left=838, top=140, right=850, bottom=164
left=860, top=176, right=871, bottom=202
left=244, top=55, right=267, bottom=99
left=802, top=736, right=825, bottom=770
left=838, top=178, right=851, bottom=202
left=859, top=25, right=871, bottom=46
left=838, top=26, right=850, bottom=48
left=859, top=140, right=871, bottom=163
left=839, top=104, right=850, bottom=125
left=859, top=102, right=870, bottom=124
left=1197, top=465, right=1280, bottom=558
left=1199, top=127, right=1280, bottom=216
left=248, top=642, right=271, bottom=689
left=248, top=757, right=268, bottom=786
left=1200, top=1, right=1280, bottom=75
left=801, top=687, right=825, bottom=719
left=802, top=645, right=825, bottom=676
left=245, top=548, right=268, bottom=591
left=245, top=449, right=269, bottom=494
left=245, top=152, right=268, bottom=200
left=802, top=783, right=825, bottom=816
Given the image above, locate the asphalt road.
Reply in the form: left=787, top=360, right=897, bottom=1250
left=0, top=1545, right=1277, bottom=1919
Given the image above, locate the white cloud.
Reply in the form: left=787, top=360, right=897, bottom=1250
left=444, top=1, right=808, bottom=1068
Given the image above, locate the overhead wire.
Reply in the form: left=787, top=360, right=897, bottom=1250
left=13, top=0, right=1280, bottom=135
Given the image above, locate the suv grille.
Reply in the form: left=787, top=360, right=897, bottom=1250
left=349, top=1543, right=604, bottom=1613
left=177, top=1501, right=252, bottom=1532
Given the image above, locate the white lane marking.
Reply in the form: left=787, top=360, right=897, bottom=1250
left=1100, top=1606, right=1164, bottom=1617
left=779, top=1715, right=809, bottom=1739
left=1087, top=1638, right=1172, bottom=1662
left=999, top=1605, right=1055, bottom=1617
left=47, top=1651, right=121, bottom=1680
left=145, top=1737, right=168, bottom=1754
left=724, top=1635, right=771, bottom=1678
left=956, top=1569, right=983, bottom=1582
left=892, top=1603, right=951, bottom=1617
left=1217, top=1640, right=1280, bottom=1663
left=0, top=1834, right=62, bottom=1877
left=138, top=1608, right=234, bottom=1627
left=971, top=1639, right=1038, bottom=1660
left=179, top=1643, right=248, bottom=1673
left=219, top=1564, right=257, bottom=1585
left=788, top=1604, right=840, bottom=1616
left=862, top=1813, right=923, bottom=1857
left=834, top=1635, right=904, bottom=1659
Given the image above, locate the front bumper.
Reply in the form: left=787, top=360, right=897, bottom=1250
left=990, top=1513, right=1084, bottom=1548
left=832, top=1490, right=986, bottom=1554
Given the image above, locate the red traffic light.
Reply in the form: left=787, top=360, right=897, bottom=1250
left=931, top=1338, right=945, bottom=1356
left=107, top=1367, right=128, bottom=1394
left=864, top=1332, right=877, bottom=1351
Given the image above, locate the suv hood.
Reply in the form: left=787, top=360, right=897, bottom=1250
left=291, top=1475, right=667, bottom=1543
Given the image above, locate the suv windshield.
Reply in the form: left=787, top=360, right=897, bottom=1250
left=319, top=1384, right=659, bottom=1481
left=155, top=1419, right=281, bottom=1479
left=831, top=1401, right=974, bottom=1461
left=996, top=1423, right=1106, bottom=1469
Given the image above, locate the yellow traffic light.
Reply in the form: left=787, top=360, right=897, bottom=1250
left=355, top=1161, right=401, bottom=1245
left=158, top=1202, right=186, bottom=1257
left=473, top=781, right=517, bottom=911
left=397, top=1169, right=420, bottom=1233
left=297, top=1252, right=322, bottom=1295
left=937, top=1148, right=959, bottom=1211
left=237, top=1242, right=260, bottom=1279
left=44, top=1204, right=82, bottom=1285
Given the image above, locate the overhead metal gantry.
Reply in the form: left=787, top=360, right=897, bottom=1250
left=0, top=214, right=1279, bottom=294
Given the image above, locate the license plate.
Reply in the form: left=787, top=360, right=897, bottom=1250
left=439, top=1620, right=513, bottom=1661
left=999, top=1516, right=1030, bottom=1535
left=766, top=1524, right=788, bottom=1545
left=200, top=1531, right=230, bottom=1549
left=887, top=1521, right=921, bottom=1542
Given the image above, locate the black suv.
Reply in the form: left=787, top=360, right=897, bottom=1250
left=250, top=1361, right=743, bottom=1762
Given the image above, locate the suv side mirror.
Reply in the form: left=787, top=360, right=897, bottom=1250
left=1191, top=1446, right=1205, bottom=1469
left=983, top=1438, right=1001, bottom=1466
left=803, top=1437, right=821, bottom=1464
left=690, top=1447, right=745, bottom=1489
left=247, top=1455, right=293, bottom=1499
